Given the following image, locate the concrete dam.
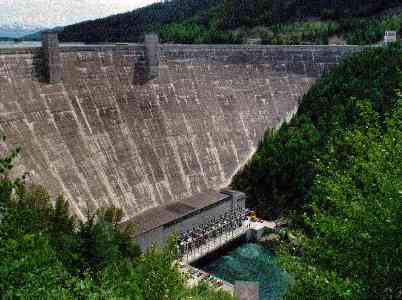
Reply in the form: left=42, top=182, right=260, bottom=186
left=0, top=33, right=362, bottom=247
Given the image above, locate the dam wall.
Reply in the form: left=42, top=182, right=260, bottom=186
left=0, top=38, right=363, bottom=221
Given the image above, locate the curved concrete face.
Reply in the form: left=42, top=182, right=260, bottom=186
left=0, top=44, right=362, bottom=220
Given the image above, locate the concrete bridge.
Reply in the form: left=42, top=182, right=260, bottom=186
left=0, top=33, right=363, bottom=234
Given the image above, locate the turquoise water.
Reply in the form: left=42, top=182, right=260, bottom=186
left=201, top=243, right=288, bottom=300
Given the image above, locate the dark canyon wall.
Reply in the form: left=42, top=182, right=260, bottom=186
left=0, top=42, right=362, bottom=220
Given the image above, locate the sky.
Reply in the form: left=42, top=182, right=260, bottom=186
left=0, top=0, right=158, bottom=27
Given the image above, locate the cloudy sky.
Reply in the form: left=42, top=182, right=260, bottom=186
left=0, top=0, right=158, bottom=27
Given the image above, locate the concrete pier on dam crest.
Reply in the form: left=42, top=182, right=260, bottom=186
left=0, top=33, right=363, bottom=246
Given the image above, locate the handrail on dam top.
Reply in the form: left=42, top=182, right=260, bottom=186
left=0, top=34, right=368, bottom=53
left=0, top=42, right=367, bottom=50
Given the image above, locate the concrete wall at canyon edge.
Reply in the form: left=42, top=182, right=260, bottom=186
left=0, top=43, right=362, bottom=220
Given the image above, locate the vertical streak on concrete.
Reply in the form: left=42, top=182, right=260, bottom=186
left=42, top=32, right=62, bottom=83
left=0, top=45, right=363, bottom=220
left=168, top=136, right=191, bottom=197
left=74, top=95, right=93, bottom=135
left=58, top=85, right=111, bottom=213
left=182, top=114, right=209, bottom=190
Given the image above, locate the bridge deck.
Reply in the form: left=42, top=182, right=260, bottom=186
left=181, top=218, right=275, bottom=264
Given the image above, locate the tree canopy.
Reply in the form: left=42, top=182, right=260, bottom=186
left=0, top=136, right=231, bottom=299
left=233, top=43, right=402, bottom=298
left=58, top=0, right=401, bottom=44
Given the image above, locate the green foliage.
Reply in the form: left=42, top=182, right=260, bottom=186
left=75, top=214, right=121, bottom=274
left=233, top=44, right=402, bottom=218
left=0, top=234, right=72, bottom=299
left=48, top=194, right=77, bottom=267
left=218, top=8, right=402, bottom=46
left=1, top=184, right=53, bottom=238
left=57, top=0, right=400, bottom=45
left=170, top=2, right=401, bottom=46
left=178, top=281, right=233, bottom=300
left=0, top=139, right=232, bottom=299
left=261, top=21, right=339, bottom=45
left=234, top=44, right=402, bottom=298
left=343, top=14, right=402, bottom=45
left=160, top=22, right=241, bottom=44
left=281, top=256, right=364, bottom=299
left=160, top=22, right=204, bottom=43
left=68, top=242, right=185, bottom=299
left=0, top=135, right=20, bottom=216
left=218, top=0, right=399, bottom=30
left=217, top=0, right=274, bottom=29
left=234, top=117, right=321, bottom=217
left=0, top=135, right=20, bottom=176
left=278, top=99, right=402, bottom=298
left=259, top=12, right=402, bottom=46
left=134, top=241, right=183, bottom=299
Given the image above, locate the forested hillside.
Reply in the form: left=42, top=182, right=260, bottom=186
left=233, top=43, right=402, bottom=299
left=214, top=0, right=399, bottom=29
left=59, top=0, right=402, bottom=44
left=59, top=0, right=220, bottom=42
left=159, top=0, right=402, bottom=44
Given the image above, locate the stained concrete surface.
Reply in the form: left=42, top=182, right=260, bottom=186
left=0, top=43, right=363, bottom=220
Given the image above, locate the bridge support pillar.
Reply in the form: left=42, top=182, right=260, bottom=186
left=144, top=33, right=160, bottom=80
left=42, top=32, right=62, bottom=83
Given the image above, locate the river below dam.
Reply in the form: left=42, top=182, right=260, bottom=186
left=197, top=242, right=289, bottom=300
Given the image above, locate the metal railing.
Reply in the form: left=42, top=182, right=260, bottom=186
left=176, top=207, right=251, bottom=260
